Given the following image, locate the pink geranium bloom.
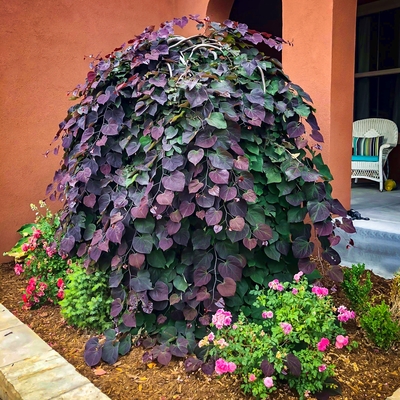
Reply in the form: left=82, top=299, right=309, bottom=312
left=318, top=364, right=327, bottom=372
left=262, top=311, right=274, bottom=319
left=292, top=288, right=298, bottom=295
left=280, top=322, right=293, bottom=335
left=57, top=278, right=64, bottom=289
left=294, top=271, right=303, bottom=282
left=317, top=337, right=330, bottom=351
left=207, top=332, right=215, bottom=341
left=14, top=263, right=24, bottom=275
left=312, top=286, right=329, bottom=298
left=227, top=362, right=237, bottom=373
left=214, top=358, right=230, bottom=375
left=263, top=377, right=274, bottom=388
left=212, top=309, right=232, bottom=329
left=268, top=279, right=284, bottom=291
left=335, top=335, right=349, bottom=349
left=22, top=243, right=29, bottom=252
left=249, top=373, right=256, bottom=382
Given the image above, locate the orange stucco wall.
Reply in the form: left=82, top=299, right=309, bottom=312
left=283, top=0, right=357, bottom=208
left=0, top=0, right=356, bottom=261
left=0, top=0, right=208, bottom=262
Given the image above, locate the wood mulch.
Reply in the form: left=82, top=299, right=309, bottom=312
left=0, top=261, right=399, bottom=400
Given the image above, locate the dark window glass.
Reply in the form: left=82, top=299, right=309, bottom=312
left=378, top=8, right=400, bottom=70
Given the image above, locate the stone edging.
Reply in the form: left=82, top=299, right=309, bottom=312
left=0, top=304, right=110, bottom=399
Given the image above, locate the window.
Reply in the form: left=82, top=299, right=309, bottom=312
left=354, top=4, right=400, bottom=134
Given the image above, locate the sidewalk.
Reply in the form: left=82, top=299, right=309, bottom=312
left=0, top=304, right=110, bottom=400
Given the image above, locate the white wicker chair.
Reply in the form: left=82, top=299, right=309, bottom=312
left=351, top=118, right=398, bottom=191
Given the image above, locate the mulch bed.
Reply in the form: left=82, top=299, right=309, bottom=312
left=1, top=261, right=399, bottom=400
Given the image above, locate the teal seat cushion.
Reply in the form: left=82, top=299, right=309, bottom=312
left=351, top=155, right=379, bottom=162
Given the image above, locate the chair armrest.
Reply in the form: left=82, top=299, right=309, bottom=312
left=379, top=143, right=393, bottom=160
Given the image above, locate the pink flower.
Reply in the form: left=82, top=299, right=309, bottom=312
left=57, top=278, right=64, bottom=289
left=215, top=338, right=229, bottom=348
left=227, top=362, right=237, bottom=373
left=262, top=311, right=274, bottom=319
left=268, top=279, right=284, bottom=291
left=14, top=263, right=24, bottom=275
left=292, top=288, right=298, bottom=295
left=337, top=306, right=356, bottom=322
left=249, top=374, right=256, bottom=382
left=263, top=376, right=274, bottom=388
left=312, top=286, right=329, bottom=298
left=232, top=324, right=238, bottom=330
left=215, top=358, right=230, bottom=375
left=318, top=364, right=327, bottom=372
left=32, top=228, right=41, bottom=239
left=57, top=290, right=64, bottom=300
left=280, top=322, right=293, bottom=335
left=207, top=332, right=215, bottom=341
left=22, top=243, right=29, bottom=252
left=294, top=271, right=303, bottom=282
left=335, top=335, right=349, bottom=349
left=317, top=337, right=330, bottom=351
left=212, top=309, right=232, bottom=329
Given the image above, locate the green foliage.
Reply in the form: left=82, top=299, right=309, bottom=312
left=47, top=16, right=354, bottom=366
left=4, top=202, right=68, bottom=309
left=360, top=301, right=400, bottom=350
left=60, top=262, right=113, bottom=332
left=200, top=274, right=349, bottom=399
left=342, top=263, right=372, bottom=313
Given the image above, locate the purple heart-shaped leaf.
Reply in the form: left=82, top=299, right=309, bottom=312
left=156, top=190, right=174, bottom=206
left=243, top=237, right=257, bottom=250
left=220, top=185, right=237, bottom=202
left=229, top=216, right=245, bottom=231
left=209, top=169, right=229, bottom=185
left=217, top=277, right=236, bottom=297
left=205, top=208, right=223, bottom=226
left=162, top=171, right=186, bottom=192
left=188, top=179, right=204, bottom=194
left=179, top=201, right=195, bottom=218
left=233, top=156, right=249, bottom=171
left=188, top=149, right=204, bottom=166
left=128, top=253, right=146, bottom=269
left=159, top=237, right=173, bottom=251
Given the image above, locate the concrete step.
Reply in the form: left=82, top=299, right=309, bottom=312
left=0, top=304, right=110, bottom=400
left=335, top=220, right=400, bottom=278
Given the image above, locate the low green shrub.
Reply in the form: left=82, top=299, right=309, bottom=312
left=60, top=262, right=112, bottom=332
left=197, top=273, right=355, bottom=399
left=342, top=263, right=372, bottom=313
left=360, top=301, right=400, bottom=350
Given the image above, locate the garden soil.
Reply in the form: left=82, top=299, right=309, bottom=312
left=0, top=260, right=399, bottom=400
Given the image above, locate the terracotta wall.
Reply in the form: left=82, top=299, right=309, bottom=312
left=282, top=0, right=357, bottom=208
left=0, top=0, right=357, bottom=262
left=0, top=0, right=208, bottom=262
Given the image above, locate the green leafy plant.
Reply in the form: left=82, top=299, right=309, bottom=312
left=190, top=273, right=354, bottom=399
left=342, top=263, right=372, bottom=313
left=60, top=262, right=113, bottom=332
left=46, top=16, right=354, bottom=366
left=4, top=202, right=68, bottom=309
left=360, top=301, right=400, bottom=350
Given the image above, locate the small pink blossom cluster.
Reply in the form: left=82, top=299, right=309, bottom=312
left=280, top=322, right=293, bottom=335
left=311, top=286, right=329, bottom=298
left=268, top=279, right=284, bottom=291
left=337, top=306, right=356, bottom=322
left=263, top=376, right=274, bottom=388
left=22, top=277, right=48, bottom=309
left=56, top=278, right=65, bottom=299
left=317, top=335, right=349, bottom=351
left=318, top=364, right=327, bottom=372
left=293, top=271, right=304, bottom=282
left=21, top=228, right=42, bottom=252
left=262, top=311, right=274, bottom=319
left=212, top=309, right=232, bottom=329
left=14, top=263, right=24, bottom=275
left=214, top=358, right=237, bottom=375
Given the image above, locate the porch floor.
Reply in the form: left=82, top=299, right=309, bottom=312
left=335, top=181, right=400, bottom=278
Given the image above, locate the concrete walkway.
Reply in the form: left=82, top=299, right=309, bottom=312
left=0, top=304, right=110, bottom=400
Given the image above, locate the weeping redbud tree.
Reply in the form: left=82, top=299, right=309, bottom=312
left=48, top=15, right=355, bottom=366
